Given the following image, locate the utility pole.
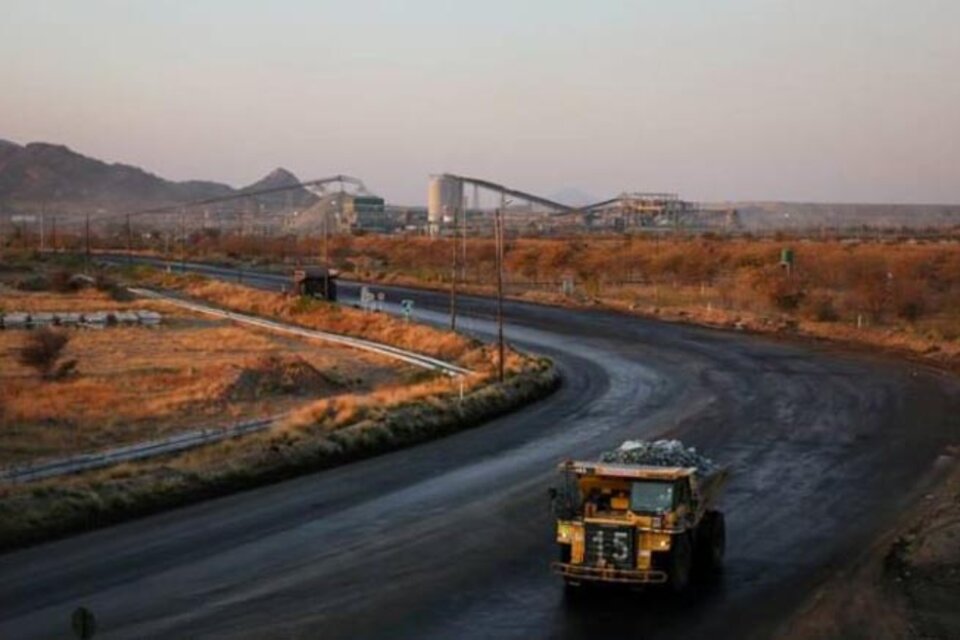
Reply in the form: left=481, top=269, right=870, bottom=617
left=495, top=194, right=505, bottom=383
left=322, top=203, right=329, bottom=267
left=126, top=213, right=132, bottom=265
left=179, top=208, right=186, bottom=273
left=449, top=225, right=458, bottom=330
left=50, top=216, right=56, bottom=252
left=39, top=208, right=45, bottom=254
left=84, top=213, right=91, bottom=273
left=462, top=189, right=470, bottom=283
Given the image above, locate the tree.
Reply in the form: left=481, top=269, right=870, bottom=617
left=18, top=328, right=74, bottom=380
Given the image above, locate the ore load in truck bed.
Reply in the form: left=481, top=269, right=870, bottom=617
left=599, top=439, right=718, bottom=474
left=596, top=439, right=728, bottom=506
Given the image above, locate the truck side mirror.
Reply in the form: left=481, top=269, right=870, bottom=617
left=547, top=487, right=558, bottom=501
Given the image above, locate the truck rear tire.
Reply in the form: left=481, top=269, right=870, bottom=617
left=667, top=533, right=693, bottom=592
left=696, top=510, right=726, bottom=573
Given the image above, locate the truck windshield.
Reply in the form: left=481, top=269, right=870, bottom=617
left=630, top=480, right=674, bottom=513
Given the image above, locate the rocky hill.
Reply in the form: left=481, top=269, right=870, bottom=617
left=0, top=139, right=314, bottom=215
left=239, top=167, right=316, bottom=211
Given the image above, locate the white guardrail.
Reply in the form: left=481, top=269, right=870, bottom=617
left=0, top=287, right=470, bottom=484
left=128, top=288, right=472, bottom=376
left=0, top=417, right=277, bottom=484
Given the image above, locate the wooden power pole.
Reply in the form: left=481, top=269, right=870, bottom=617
left=84, top=213, right=91, bottom=273
left=126, top=213, right=133, bottom=265
left=495, top=197, right=505, bottom=382
left=450, top=206, right=458, bottom=331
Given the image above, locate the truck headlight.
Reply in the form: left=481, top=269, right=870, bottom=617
left=651, top=533, right=671, bottom=550
left=557, top=522, right=574, bottom=543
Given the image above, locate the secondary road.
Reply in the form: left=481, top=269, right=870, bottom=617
left=1, top=258, right=958, bottom=639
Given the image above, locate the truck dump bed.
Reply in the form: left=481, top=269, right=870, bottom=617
left=694, top=466, right=729, bottom=507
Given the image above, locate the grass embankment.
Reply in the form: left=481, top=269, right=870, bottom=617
left=0, top=268, right=559, bottom=551
left=137, top=268, right=478, bottom=365
left=0, top=354, right=557, bottom=552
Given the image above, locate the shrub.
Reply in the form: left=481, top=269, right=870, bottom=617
left=897, top=297, right=925, bottom=322
left=751, top=267, right=806, bottom=312
left=50, top=270, right=80, bottom=293
left=806, top=293, right=840, bottom=322
left=14, top=275, right=50, bottom=292
left=18, top=328, right=71, bottom=380
left=94, top=273, right=134, bottom=301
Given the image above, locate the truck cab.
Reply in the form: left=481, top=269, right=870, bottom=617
left=552, top=460, right=726, bottom=591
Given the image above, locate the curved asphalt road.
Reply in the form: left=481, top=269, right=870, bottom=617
left=1, top=259, right=959, bottom=639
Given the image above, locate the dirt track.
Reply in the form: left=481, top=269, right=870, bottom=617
left=1, top=259, right=958, bottom=639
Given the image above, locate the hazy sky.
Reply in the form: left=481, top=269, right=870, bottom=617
left=2, top=0, right=958, bottom=204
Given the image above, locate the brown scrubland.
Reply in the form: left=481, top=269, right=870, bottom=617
left=0, top=288, right=407, bottom=465
left=139, top=233, right=960, bottom=353
left=304, top=234, right=960, bottom=370
left=145, top=232, right=960, bottom=368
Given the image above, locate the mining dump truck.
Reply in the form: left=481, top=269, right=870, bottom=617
left=551, top=440, right=728, bottom=592
left=292, top=267, right=338, bottom=301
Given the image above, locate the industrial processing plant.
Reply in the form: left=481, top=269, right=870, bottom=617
left=425, top=173, right=737, bottom=236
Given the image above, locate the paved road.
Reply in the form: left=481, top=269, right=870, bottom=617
left=2, top=259, right=959, bottom=639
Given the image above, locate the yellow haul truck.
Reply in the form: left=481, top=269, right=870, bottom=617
left=551, top=446, right=728, bottom=592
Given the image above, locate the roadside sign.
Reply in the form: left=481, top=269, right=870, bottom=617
left=72, top=606, right=96, bottom=639
left=360, top=286, right=374, bottom=311
left=401, top=299, right=414, bottom=321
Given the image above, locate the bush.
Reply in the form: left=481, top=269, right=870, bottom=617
left=14, top=275, right=50, bottom=292
left=18, top=328, right=72, bottom=379
left=807, top=293, right=840, bottom=322
left=95, top=273, right=134, bottom=301
left=755, top=268, right=806, bottom=311
left=897, top=297, right=925, bottom=322
left=50, top=270, right=81, bottom=293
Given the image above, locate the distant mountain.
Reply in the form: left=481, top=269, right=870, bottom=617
left=0, top=139, right=21, bottom=161
left=709, top=201, right=960, bottom=230
left=0, top=139, right=313, bottom=215
left=548, top=187, right=600, bottom=207
left=241, top=167, right=317, bottom=210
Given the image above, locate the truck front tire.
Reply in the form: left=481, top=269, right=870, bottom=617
left=696, top=510, right=726, bottom=573
left=667, top=533, right=693, bottom=592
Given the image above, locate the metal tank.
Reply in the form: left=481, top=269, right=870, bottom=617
left=427, top=174, right=462, bottom=235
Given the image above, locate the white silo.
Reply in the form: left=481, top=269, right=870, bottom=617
left=427, top=174, right=463, bottom=235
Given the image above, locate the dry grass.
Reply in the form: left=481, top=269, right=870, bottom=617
left=307, top=235, right=960, bottom=373
left=0, top=286, right=151, bottom=313
left=281, top=373, right=484, bottom=433
left=135, top=270, right=497, bottom=369
left=0, top=291, right=409, bottom=465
